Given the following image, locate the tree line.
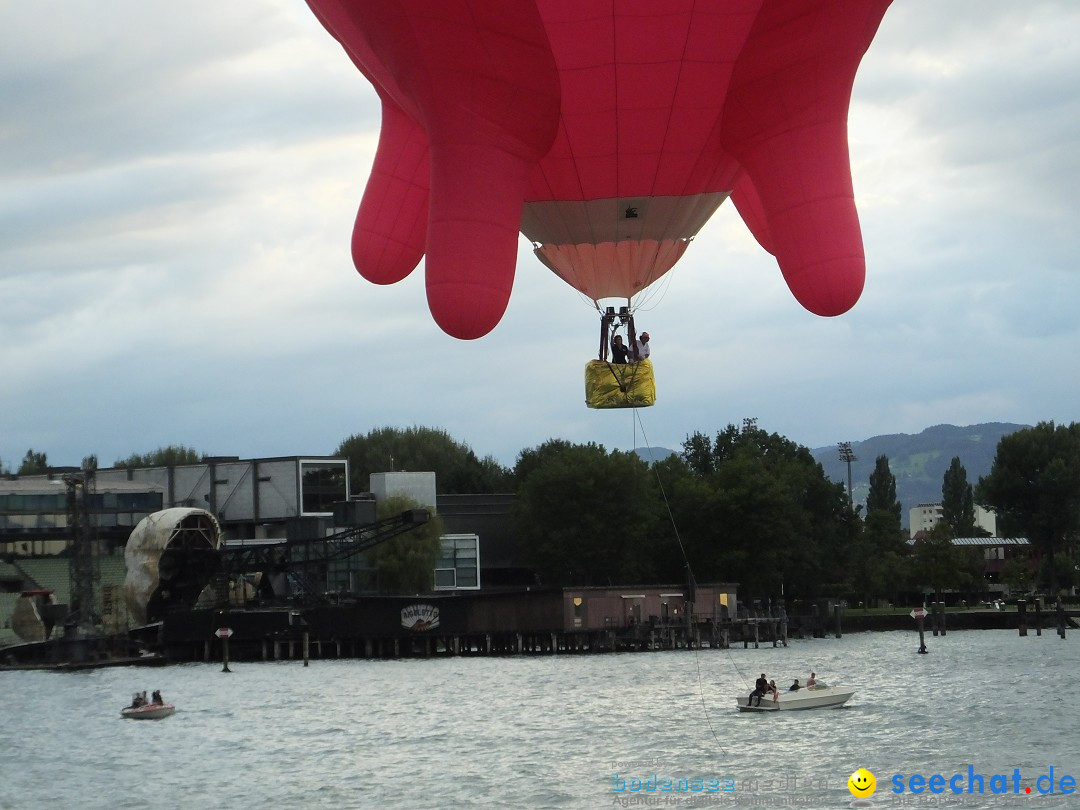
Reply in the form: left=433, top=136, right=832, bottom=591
left=6, top=421, right=1078, bottom=598
left=337, top=420, right=1080, bottom=599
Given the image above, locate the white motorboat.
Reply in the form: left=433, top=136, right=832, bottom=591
left=735, top=684, right=854, bottom=712
left=121, top=702, right=175, bottom=720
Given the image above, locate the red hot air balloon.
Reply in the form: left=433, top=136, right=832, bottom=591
left=307, top=0, right=892, bottom=340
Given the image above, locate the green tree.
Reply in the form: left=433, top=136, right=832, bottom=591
left=1040, top=550, right=1079, bottom=594
left=976, top=421, right=1080, bottom=593
left=370, top=495, right=444, bottom=593
left=681, top=431, right=715, bottom=478
left=850, top=513, right=910, bottom=605
left=677, top=421, right=853, bottom=598
left=999, top=554, right=1035, bottom=594
left=17, top=449, right=48, bottom=475
left=866, top=454, right=900, bottom=520
left=114, top=445, right=203, bottom=467
left=337, top=426, right=511, bottom=495
left=911, top=523, right=962, bottom=593
left=640, top=453, right=703, bottom=584
left=513, top=443, right=658, bottom=586
left=848, top=454, right=908, bottom=604
left=863, top=454, right=906, bottom=551
left=511, top=439, right=575, bottom=487
left=941, top=456, right=979, bottom=536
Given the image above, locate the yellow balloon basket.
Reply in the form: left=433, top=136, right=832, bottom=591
left=585, top=359, right=656, bottom=409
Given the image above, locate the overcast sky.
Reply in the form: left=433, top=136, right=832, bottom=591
left=3, top=2, right=1078, bottom=475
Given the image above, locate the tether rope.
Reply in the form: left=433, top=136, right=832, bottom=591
left=632, top=408, right=727, bottom=754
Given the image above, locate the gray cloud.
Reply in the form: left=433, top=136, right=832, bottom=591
left=3, top=0, right=1079, bottom=472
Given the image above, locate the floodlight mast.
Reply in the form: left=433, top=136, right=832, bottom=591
left=838, top=442, right=857, bottom=505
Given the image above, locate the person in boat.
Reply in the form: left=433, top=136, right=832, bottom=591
left=806, top=672, right=817, bottom=688
left=152, top=690, right=163, bottom=705
left=130, top=693, right=143, bottom=709
left=633, top=331, right=651, bottom=361
left=768, top=680, right=779, bottom=701
left=789, top=679, right=801, bottom=691
left=610, top=334, right=631, bottom=364
left=749, top=673, right=769, bottom=707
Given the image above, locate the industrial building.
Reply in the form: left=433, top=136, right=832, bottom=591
left=1, top=459, right=741, bottom=665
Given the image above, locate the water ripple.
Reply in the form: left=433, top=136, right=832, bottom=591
left=1, top=630, right=1078, bottom=809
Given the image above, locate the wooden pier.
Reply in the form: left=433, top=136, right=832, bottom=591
left=179, top=610, right=808, bottom=663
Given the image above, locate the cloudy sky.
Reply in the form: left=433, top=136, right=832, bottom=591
left=3, top=1, right=1078, bottom=474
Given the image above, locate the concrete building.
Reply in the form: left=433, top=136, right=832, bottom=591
left=0, top=476, right=164, bottom=555
left=437, top=493, right=525, bottom=588
left=908, top=502, right=997, bottom=539
left=370, top=471, right=435, bottom=510
left=93, top=456, right=350, bottom=540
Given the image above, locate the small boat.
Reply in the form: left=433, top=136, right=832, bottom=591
left=735, top=684, right=854, bottom=712
left=121, top=703, right=175, bottom=720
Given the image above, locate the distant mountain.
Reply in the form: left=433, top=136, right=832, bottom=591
left=633, top=446, right=677, bottom=464
left=810, top=423, right=1030, bottom=527
left=630, top=424, right=1029, bottom=529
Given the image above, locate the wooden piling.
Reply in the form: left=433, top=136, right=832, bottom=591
left=1018, top=599, right=1028, bottom=636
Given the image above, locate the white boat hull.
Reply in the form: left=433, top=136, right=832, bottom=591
left=735, top=686, right=854, bottom=712
left=121, top=703, right=175, bottom=720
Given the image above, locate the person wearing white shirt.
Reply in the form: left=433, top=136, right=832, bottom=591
left=633, top=331, right=651, bottom=360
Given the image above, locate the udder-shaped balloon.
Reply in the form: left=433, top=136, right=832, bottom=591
left=307, top=0, right=892, bottom=339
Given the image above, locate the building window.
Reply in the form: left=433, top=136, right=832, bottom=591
left=434, top=534, right=480, bottom=590
left=299, top=460, right=349, bottom=516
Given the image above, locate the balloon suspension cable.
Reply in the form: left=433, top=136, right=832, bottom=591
left=598, top=305, right=642, bottom=392
left=599, top=308, right=611, bottom=362
left=633, top=409, right=727, bottom=756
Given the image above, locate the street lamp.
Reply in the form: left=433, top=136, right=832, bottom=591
left=838, top=442, right=857, bottom=505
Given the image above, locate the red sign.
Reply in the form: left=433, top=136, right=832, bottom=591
left=910, top=608, right=926, bottom=621
left=215, top=627, right=234, bottom=639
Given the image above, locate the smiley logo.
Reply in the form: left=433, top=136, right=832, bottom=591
left=848, top=768, right=876, bottom=798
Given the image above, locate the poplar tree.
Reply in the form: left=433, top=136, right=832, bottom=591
left=866, top=454, right=901, bottom=522
left=941, top=456, right=978, bottom=536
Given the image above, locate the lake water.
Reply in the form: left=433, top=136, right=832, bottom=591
left=2, top=629, right=1077, bottom=809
